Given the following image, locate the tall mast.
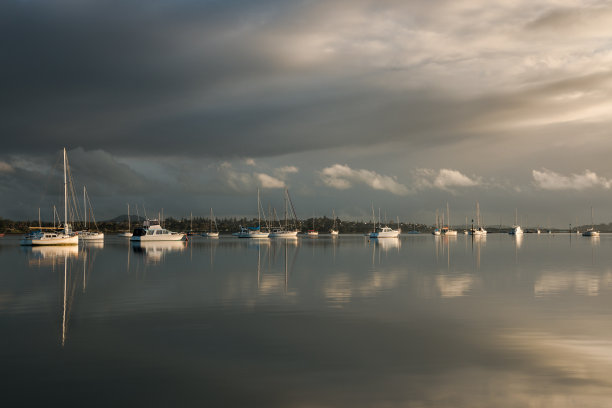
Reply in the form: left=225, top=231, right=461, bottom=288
left=515, top=208, right=518, bottom=226
left=447, top=202, right=450, bottom=229
left=63, top=148, right=68, bottom=235
left=127, top=204, right=131, bottom=231
left=257, top=188, right=261, bottom=228
left=371, top=203, right=375, bottom=232
left=83, top=186, right=87, bottom=230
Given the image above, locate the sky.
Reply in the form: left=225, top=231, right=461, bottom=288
left=2, top=0, right=612, bottom=227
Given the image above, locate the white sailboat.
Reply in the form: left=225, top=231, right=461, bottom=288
left=237, top=189, right=269, bottom=238
left=78, top=186, right=104, bottom=241
left=442, top=202, right=457, bottom=236
left=202, top=208, right=220, bottom=238
left=21, top=148, right=79, bottom=246
left=432, top=209, right=441, bottom=236
left=469, top=201, right=487, bottom=236
left=509, top=208, right=523, bottom=235
left=582, top=207, right=600, bottom=237
left=118, top=204, right=133, bottom=237
left=330, top=209, right=339, bottom=236
left=307, top=212, right=319, bottom=237
left=269, top=189, right=299, bottom=238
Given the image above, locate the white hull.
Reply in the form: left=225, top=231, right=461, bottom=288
left=469, top=228, right=487, bottom=236
left=131, top=234, right=185, bottom=242
left=118, top=232, right=133, bottom=237
left=202, top=232, right=220, bottom=238
left=509, top=226, right=523, bottom=235
left=370, top=227, right=400, bottom=238
left=269, top=230, right=299, bottom=238
left=330, top=230, right=339, bottom=236
left=307, top=231, right=319, bottom=237
left=78, top=232, right=105, bottom=241
left=237, top=229, right=269, bottom=238
left=582, top=229, right=600, bottom=237
left=22, top=234, right=79, bottom=246
left=443, top=230, right=458, bottom=236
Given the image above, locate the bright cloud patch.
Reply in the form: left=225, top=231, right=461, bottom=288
left=320, top=164, right=409, bottom=195
left=218, top=162, right=290, bottom=191
left=256, top=173, right=286, bottom=188
left=532, top=169, right=612, bottom=190
left=0, top=161, right=14, bottom=173
left=414, top=169, right=480, bottom=190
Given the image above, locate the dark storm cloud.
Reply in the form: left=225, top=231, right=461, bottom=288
left=0, top=0, right=513, bottom=158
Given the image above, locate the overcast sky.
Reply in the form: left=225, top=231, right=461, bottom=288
left=2, top=0, right=612, bottom=227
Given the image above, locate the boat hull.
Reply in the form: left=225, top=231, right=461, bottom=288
left=269, top=230, right=299, bottom=238
left=130, top=234, right=186, bottom=242
left=21, top=235, right=79, bottom=246
left=79, top=232, right=105, bottom=241
left=370, top=231, right=400, bottom=238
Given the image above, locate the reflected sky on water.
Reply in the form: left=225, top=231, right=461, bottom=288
left=2, top=233, right=612, bottom=407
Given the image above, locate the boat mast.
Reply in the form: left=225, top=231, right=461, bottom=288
left=371, top=203, right=375, bottom=232
left=127, top=204, right=131, bottom=231
left=63, top=148, right=68, bottom=235
left=257, top=188, right=261, bottom=229
left=447, top=202, right=450, bottom=229
left=83, top=186, right=87, bottom=230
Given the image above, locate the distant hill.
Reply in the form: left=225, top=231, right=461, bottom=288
left=106, top=214, right=147, bottom=223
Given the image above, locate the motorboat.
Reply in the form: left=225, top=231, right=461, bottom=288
left=370, top=226, right=400, bottom=238
left=130, top=219, right=186, bottom=241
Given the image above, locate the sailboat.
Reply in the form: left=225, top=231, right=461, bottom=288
left=78, top=186, right=104, bottom=241
left=469, top=201, right=487, bottom=236
left=202, top=208, right=220, bottom=237
left=330, top=209, right=339, bottom=236
left=118, top=204, right=133, bottom=237
left=21, top=148, right=79, bottom=246
left=237, top=189, right=269, bottom=238
left=307, top=212, right=319, bottom=237
left=269, top=189, right=299, bottom=238
left=442, top=202, right=457, bottom=236
left=582, top=207, right=600, bottom=237
left=509, top=208, right=523, bottom=235
left=432, top=209, right=441, bottom=236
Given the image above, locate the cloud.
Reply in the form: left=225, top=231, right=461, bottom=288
left=532, top=169, right=612, bottom=190
left=414, top=168, right=481, bottom=191
left=218, top=162, right=291, bottom=191
left=256, top=173, right=286, bottom=188
left=0, top=161, right=14, bottom=173
left=320, top=164, right=409, bottom=195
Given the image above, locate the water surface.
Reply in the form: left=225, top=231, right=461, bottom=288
left=2, top=233, right=612, bottom=407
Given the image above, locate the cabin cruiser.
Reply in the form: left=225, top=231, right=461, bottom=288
left=509, top=225, right=523, bottom=235
left=130, top=219, right=186, bottom=241
left=370, top=226, right=400, bottom=238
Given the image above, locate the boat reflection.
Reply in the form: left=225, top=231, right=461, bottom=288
left=131, top=241, right=187, bottom=263
left=371, top=237, right=401, bottom=251
left=514, top=233, right=523, bottom=250
left=81, top=241, right=104, bottom=249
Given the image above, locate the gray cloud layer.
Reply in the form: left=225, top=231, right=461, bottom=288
left=2, top=0, right=612, bottom=223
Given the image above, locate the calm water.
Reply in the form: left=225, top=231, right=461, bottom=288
left=3, top=233, right=612, bottom=407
